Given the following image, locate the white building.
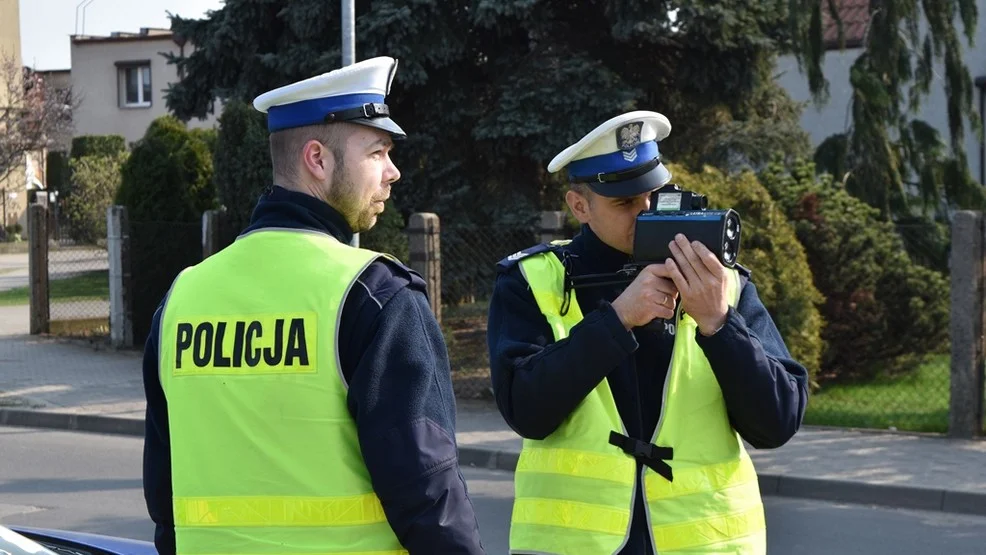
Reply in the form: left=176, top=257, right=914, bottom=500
left=776, top=0, right=986, bottom=184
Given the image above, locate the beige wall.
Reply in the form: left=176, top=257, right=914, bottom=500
left=71, top=35, right=217, bottom=147
left=0, top=0, right=21, bottom=67
left=0, top=0, right=22, bottom=111
left=0, top=0, right=24, bottom=231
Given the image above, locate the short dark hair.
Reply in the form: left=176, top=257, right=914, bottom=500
left=569, top=182, right=594, bottom=204
left=269, top=123, right=347, bottom=184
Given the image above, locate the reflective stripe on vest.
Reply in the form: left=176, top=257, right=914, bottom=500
left=510, top=245, right=765, bottom=555
left=159, top=229, right=407, bottom=555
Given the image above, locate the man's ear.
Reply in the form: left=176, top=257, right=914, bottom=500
left=301, top=140, right=331, bottom=182
left=565, top=189, right=591, bottom=224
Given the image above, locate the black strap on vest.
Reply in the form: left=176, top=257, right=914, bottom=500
left=609, top=431, right=674, bottom=482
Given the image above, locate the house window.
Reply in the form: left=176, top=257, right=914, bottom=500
left=117, top=62, right=152, bottom=108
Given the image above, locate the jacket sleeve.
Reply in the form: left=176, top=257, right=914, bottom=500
left=486, top=266, right=639, bottom=440
left=141, top=303, right=176, bottom=555
left=339, top=261, right=486, bottom=554
left=696, top=279, right=811, bottom=449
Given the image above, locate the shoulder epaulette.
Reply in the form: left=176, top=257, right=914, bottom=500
left=496, top=242, right=558, bottom=273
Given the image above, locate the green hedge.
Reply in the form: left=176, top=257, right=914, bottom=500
left=71, top=135, right=126, bottom=159
left=63, top=152, right=128, bottom=244
left=669, top=163, right=825, bottom=384
left=115, top=116, right=216, bottom=222
left=213, top=100, right=272, bottom=225
left=759, top=160, right=949, bottom=382
left=115, top=116, right=216, bottom=346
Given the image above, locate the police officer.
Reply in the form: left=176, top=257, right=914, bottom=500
left=142, top=57, right=486, bottom=555
left=487, top=111, right=810, bottom=554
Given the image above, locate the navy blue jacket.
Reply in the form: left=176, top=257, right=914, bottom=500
left=487, top=224, right=809, bottom=555
left=142, top=186, right=486, bottom=554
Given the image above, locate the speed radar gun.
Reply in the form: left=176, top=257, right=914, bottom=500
left=569, top=183, right=743, bottom=291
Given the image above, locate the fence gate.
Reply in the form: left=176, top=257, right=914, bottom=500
left=27, top=200, right=111, bottom=336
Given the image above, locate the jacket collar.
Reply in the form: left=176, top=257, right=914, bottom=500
left=246, top=185, right=354, bottom=244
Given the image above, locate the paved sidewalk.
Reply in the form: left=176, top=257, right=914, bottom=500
left=1, top=334, right=985, bottom=517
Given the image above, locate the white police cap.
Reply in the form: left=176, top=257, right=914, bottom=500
left=548, top=111, right=672, bottom=197
left=253, top=56, right=406, bottom=139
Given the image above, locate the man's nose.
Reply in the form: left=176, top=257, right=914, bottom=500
left=385, top=155, right=401, bottom=184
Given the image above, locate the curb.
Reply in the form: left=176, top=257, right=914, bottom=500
left=0, top=408, right=144, bottom=437
left=3, top=409, right=985, bottom=518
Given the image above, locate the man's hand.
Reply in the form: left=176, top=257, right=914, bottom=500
left=611, top=264, right=679, bottom=330
left=665, top=233, right=728, bottom=336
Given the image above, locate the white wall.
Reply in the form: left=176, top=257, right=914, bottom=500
left=776, top=9, right=986, bottom=182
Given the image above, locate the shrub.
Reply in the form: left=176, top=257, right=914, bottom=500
left=115, top=116, right=216, bottom=222
left=71, top=135, right=126, bottom=159
left=189, top=127, right=218, bottom=156
left=114, top=116, right=216, bottom=345
left=213, top=100, right=272, bottom=224
left=759, top=159, right=950, bottom=382
left=62, top=152, right=128, bottom=244
left=668, top=163, right=825, bottom=384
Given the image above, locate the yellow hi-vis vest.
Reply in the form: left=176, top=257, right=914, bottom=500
left=158, top=228, right=408, bottom=555
left=510, top=246, right=766, bottom=555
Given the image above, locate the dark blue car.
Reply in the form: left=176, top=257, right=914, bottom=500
left=1, top=524, right=154, bottom=555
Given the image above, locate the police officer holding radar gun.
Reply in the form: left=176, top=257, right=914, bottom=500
left=488, top=111, right=810, bottom=555
left=141, top=57, right=486, bottom=554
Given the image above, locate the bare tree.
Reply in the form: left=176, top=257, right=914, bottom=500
left=0, top=49, right=76, bottom=186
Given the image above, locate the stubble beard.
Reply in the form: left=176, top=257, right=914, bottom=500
left=327, top=161, right=377, bottom=234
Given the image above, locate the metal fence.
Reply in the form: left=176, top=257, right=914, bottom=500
left=45, top=202, right=110, bottom=335
left=440, top=225, right=538, bottom=400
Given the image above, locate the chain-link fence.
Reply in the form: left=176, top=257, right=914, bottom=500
left=441, top=224, right=538, bottom=400
left=45, top=201, right=110, bottom=336
left=802, top=221, right=953, bottom=433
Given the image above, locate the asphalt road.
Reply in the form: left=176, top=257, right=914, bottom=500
left=0, top=427, right=984, bottom=554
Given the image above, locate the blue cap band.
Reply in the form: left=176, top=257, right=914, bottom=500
left=567, top=141, right=660, bottom=181
left=266, top=93, right=384, bottom=132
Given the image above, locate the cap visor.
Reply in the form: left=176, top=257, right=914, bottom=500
left=587, top=163, right=672, bottom=198
left=350, top=117, right=407, bottom=139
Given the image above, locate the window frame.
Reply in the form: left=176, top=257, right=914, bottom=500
left=115, top=60, right=153, bottom=109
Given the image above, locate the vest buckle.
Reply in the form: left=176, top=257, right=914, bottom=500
left=609, top=431, right=675, bottom=482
